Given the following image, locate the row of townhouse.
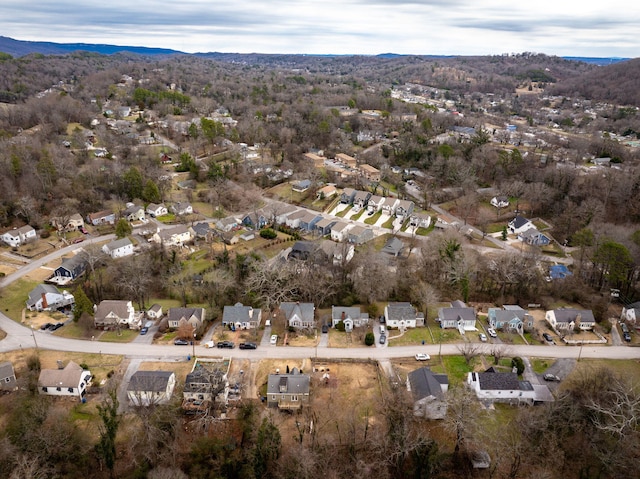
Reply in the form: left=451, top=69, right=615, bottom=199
left=85, top=202, right=193, bottom=226
left=340, top=188, right=415, bottom=218
left=304, top=152, right=382, bottom=183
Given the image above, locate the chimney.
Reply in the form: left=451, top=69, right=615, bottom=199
left=41, top=293, right=48, bottom=309
left=341, top=311, right=346, bottom=320
left=57, top=360, right=64, bottom=370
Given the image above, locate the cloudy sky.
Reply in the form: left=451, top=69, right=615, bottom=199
left=2, top=1, right=639, bottom=57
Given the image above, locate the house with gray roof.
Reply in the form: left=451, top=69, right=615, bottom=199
left=340, top=188, right=356, bottom=204
left=2, top=225, right=37, bottom=248
left=167, top=307, right=206, bottom=334
left=330, top=221, right=353, bottom=242
left=0, top=361, right=18, bottom=391
left=347, top=225, right=374, bottom=244
left=123, top=204, right=145, bottom=222
left=382, top=236, right=404, bottom=257
left=488, top=305, right=533, bottom=333
left=127, top=371, right=176, bottom=406
left=267, top=369, right=310, bottom=410
left=545, top=308, right=596, bottom=331
left=438, top=301, right=477, bottom=331
left=385, top=302, right=424, bottom=329
left=279, top=302, right=315, bottom=329
left=222, top=303, right=262, bottom=330
left=467, top=367, right=542, bottom=405
left=353, top=190, right=372, bottom=207
left=182, top=358, right=230, bottom=413
left=395, top=199, right=414, bottom=218
left=518, top=228, right=551, bottom=246
left=53, top=254, right=87, bottom=282
left=94, top=300, right=138, bottom=330
left=331, top=306, right=369, bottom=329
left=26, top=284, right=75, bottom=312
left=407, top=367, right=448, bottom=419
left=102, top=237, right=134, bottom=259
left=38, top=361, right=92, bottom=400
left=315, top=217, right=337, bottom=236
left=508, top=215, right=534, bottom=235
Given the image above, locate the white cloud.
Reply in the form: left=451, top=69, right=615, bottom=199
left=1, top=0, right=638, bottom=57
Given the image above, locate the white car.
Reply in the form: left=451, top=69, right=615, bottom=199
left=270, top=334, right=278, bottom=345
left=487, top=328, right=497, bottom=338
left=415, top=353, right=430, bottom=361
left=479, top=333, right=487, bottom=342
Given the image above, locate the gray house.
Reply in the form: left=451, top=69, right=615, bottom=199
left=331, top=306, right=369, bottom=329
left=267, top=369, right=311, bottom=410
left=407, top=367, right=449, bottom=419
left=279, top=302, right=315, bottom=329
left=488, top=306, right=533, bottom=333
left=222, top=303, right=262, bottom=330
left=0, top=361, right=17, bottom=391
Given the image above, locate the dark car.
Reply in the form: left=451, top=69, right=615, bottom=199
left=174, top=338, right=189, bottom=346
left=322, top=324, right=329, bottom=333
left=623, top=332, right=632, bottom=342
left=542, top=333, right=554, bottom=342
left=217, top=341, right=235, bottom=349
left=40, top=323, right=53, bottom=330
left=379, top=334, right=386, bottom=344
left=239, top=342, right=257, bottom=349
left=140, top=327, right=148, bottom=335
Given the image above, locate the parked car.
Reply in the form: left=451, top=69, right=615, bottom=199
left=623, top=332, right=632, bottom=342
left=50, top=322, right=64, bottom=331
left=543, top=373, right=561, bottom=382
left=379, top=334, right=386, bottom=344
left=79, top=226, right=89, bottom=234
left=73, top=237, right=84, bottom=244
left=140, top=327, right=148, bottom=335
left=542, top=333, right=554, bottom=343
left=487, top=327, right=497, bottom=338
left=479, top=333, right=487, bottom=342
left=174, top=338, right=189, bottom=346
left=322, top=324, right=329, bottom=333
left=217, top=341, right=235, bottom=349
left=270, top=334, right=278, bottom=345
left=239, top=342, right=257, bottom=349
left=40, top=323, right=53, bottom=330
left=620, top=323, right=629, bottom=334
left=415, top=353, right=430, bottom=361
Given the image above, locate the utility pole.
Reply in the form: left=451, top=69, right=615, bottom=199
left=30, top=325, right=39, bottom=352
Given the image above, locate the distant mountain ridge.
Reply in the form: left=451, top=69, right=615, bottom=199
left=0, top=35, right=630, bottom=65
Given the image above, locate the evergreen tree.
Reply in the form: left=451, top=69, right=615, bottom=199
left=115, top=218, right=132, bottom=238
left=72, top=286, right=93, bottom=322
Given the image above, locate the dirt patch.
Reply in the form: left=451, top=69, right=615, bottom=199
left=23, top=310, right=69, bottom=329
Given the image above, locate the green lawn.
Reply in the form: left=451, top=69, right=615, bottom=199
left=388, top=327, right=434, bottom=346
left=351, top=209, right=365, bottom=221
left=364, top=211, right=382, bottom=225
left=156, top=213, right=176, bottom=223
left=99, top=329, right=139, bottom=342
left=1, top=278, right=39, bottom=321
left=429, top=355, right=474, bottom=385
left=382, top=217, right=395, bottom=229
left=531, top=358, right=555, bottom=373
left=335, top=207, right=349, bottom=218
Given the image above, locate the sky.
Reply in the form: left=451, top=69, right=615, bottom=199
left=2, top=1, right=639, bottom=58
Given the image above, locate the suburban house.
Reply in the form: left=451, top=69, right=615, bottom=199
left=94, top=300, right=139, bottom=330
left=545, top=308, right=596, bottom=331
left=123, top=204, right=145, bottom=222
left=167, top=307, right=206, bottom=334
left=487, top=305, right=533, bottom=333
left=384, top=302, right=425, bottom=329
left=279, top=302, right=316, bottom=329
left=315, top=217, right=337, bottom=236
left=382, top=236, right=404, bottom=257
left=192, top=222, right=213, bottom=241
left=298, top=212, right=323, bottom=232
left=38, top=361, right=92, bottom=400
left=242, top=210, right=269, bottom=230
left=410, top=213, right=432, bottom=229
left=182, top=359, right=231, bottom=413
left=382, top=197, right=399, bottom=215
left=0, top=361, right=18, bottom=391
left=222, top=303, right=262, bottom=330
left=438, top=301, right=477, bottom=332
left=331, top=306, right=369, bottom=330
left=353, top=190, right=372, bottom=208
left=151, top=224, right=193, bottom=247
left=50, top=213, right=84, bottom=232
left=518, top=228, right=551, bottom=246
left=102, top=237, right=134, bottom=259
left=407, top=367, right=449, bottom=419
left=146, top=303, right=163, bottom=320
left=273, top=204, right=299, bottom=224
left=490, top=196, right=509, bottom=208
left=171, top=202, right=193, bottom=216
left=340, top=188, right=356, bottom=204
left=467, top=367, right=542, bottom=405
left=331, top=221, right=353, bottom=242
left=267, top=368, right=311, bottom=410
left=347, top=225, right=374, bottom=244
left=26, top=284, right=74, bottom=312
left=127, top=371, right=176, bottom=406
left=508, top=215, right=534, bottom=235
left=316, top=184, right=337, bottom=200
left=87, top=210, right=115, bottom=226
left=288, top=241, right=318, bottom=261
left=367, top=195, right=385, bottom=213
left=304, top=152, right=325, bottom=168
left=359, top=164, right=381, bottom=182
left=318, top=240, right=354, bottom=265
left=2, top=225, right=37, bottom=248
left=292, top=179, right=311, bottom=192
left=284, top=210, right=308, bottom=229
left=215, top=216, right=240, bottom=232
left=146, top=203, right=168, bottom=217
left=395, top=200, right=415, bottom=218
left=621, top=301, right=640, bottom=325
left=52, top=255, right=88, bottom=282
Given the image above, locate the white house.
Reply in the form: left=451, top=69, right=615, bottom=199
left=279, top=302, right=315, bottom=329
left=438, top=301, right=477, bottom=332
left=545, top=309, right=596, bottom=331
left=152, top=225, right=193, bottom=247
left=146, top=203, right=168, bottom=217
left=467, top=367, right=538, bottom=405
left=331, top=306, right=369, bottom=329
left=384, top=302, right=424, bottom=329
left=102, top=238, right=134, bottom=259
left=490, top=196, right=509, bottom=209
left=38, top=361, right=92, bottom=400
left=26, top=284, right=75, bottom=312
left=171, top=202, right=193, bottom=216
left=50, top=213, right=85, bottom=232
left=94, top=300, right=139, bottom=330
left=330, top=221, right=353, bottom=242
left=2, top=225, right=37, bottom=247
left=146, top=303, right=163, bottom=319
left=508, top=215, right=534, bottom=235
left=123, top=204, right=145, bottom=222
left=127, top=371, right=176, bottom=406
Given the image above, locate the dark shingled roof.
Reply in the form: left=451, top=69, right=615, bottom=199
left=408, top=367, right=447, bottom=401
left=127, top=371, right=174, bottom=392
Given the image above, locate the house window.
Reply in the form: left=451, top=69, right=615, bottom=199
left=56, top=387, right=61, bottom=391
left=291, top=395, right=298, bottom=401
left=68, top=387, right=74, bottom=393
left=42, top=387, right=47, bottom=392
left=4, top=378, right=10, bottom=383
left=271, top=395, right=276, bottom=401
